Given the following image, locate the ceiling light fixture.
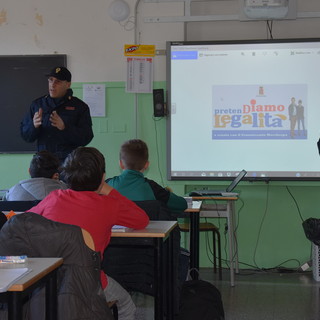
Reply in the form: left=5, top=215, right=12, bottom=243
left=108, top=0, right=130, bottom=22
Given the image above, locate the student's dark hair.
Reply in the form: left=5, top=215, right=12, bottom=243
left=61, top=147, right=106, bottom=191
left=120, top=139, right=149, bottom=171
left=29, top=150, right=60, bottom=179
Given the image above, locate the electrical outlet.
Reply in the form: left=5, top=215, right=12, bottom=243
left=156, top=49, right=166, bottom=56
left=300, top=260, right=312, bottom=271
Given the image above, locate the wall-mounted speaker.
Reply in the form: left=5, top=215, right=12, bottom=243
left=153, top=89, right=165, bottom=117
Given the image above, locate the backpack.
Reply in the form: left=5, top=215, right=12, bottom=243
left=302, top=218, right=320, bottom=246
left=178, top=280, right=225, bottom=320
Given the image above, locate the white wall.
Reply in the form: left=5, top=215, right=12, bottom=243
left=187, top=0, right=320, bottom=40
left=0, top=0, right=320, bottom=80
left=0, top=0, right=184, bottom=81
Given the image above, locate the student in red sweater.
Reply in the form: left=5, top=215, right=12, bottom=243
left=28, top=146, right=149, bottom=320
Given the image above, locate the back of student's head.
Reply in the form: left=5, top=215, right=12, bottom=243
left=61, top=147, right=106, bottom=191
left=120, top=139, right=149, bottom=171
left=29, top=150, right=60, bottom=178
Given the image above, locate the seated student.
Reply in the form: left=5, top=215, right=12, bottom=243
left=107, top=139, right=187, bottom=212
left=27, top=146, right=149, bottom=320
left=4, top=150, right=67, bottom=201
left=107, top=139, right=189, bottom=302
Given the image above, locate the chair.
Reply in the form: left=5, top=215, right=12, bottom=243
left=179, top=222, right=222, bottom=280
left=0, top=212, right=114, bottom=320
left=0, top=200, right=40, bottom=212
left=81, top=228, right=118, bottom=320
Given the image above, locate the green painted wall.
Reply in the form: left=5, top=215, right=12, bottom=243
left=1, top=80, right=319, bottom=270
left=184, top=182, right=320, bottom=270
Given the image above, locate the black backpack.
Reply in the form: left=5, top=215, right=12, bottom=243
left=302, top=218, right=320, bottom=246
left=178, top=280, right=225, bottom=320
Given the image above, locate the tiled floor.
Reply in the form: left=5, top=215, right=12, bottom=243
left=202, top=268, right=320, bottom=320
left=134, top=268, right=320, bottom=320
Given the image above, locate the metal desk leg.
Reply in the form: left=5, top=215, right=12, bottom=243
left=227, top=201, right=238, bottom=287
left=227, top=214, right=235, bottom=287
left=154, top=239, right=164, bottom=320
left=166, top=234, right=174, bottom=320
left=230, top=201, right=239, bottom=274
left=8, top=293, right=22, bottom=320
left=46, top=270, right=58, bottom=320
left=190, top=212, right=200, bottom=280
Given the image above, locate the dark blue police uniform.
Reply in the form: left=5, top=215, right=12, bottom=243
left=20, top=88, right=94, bottom=162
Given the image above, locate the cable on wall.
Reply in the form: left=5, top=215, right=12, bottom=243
left=153, top=116, right=165, bottom=186
left=119, top=16, right=135, bottom=31
left=266, top=20, right=274, bottom=39
left=285, top=185, right=304, bottom=222
left=134, top=0, right=142, bottom=44
left=132, top=0, right=142, bottom=138
left=252, top=182, right=270, bottom=269
left=231, top=197, right=245, bottom=263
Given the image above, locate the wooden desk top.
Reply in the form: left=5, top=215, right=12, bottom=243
left=1, top=257, right=63, bottom=292
left=111, top=220, right=178, bottom=238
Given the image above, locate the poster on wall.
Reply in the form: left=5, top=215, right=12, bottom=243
left=124, top=44, right=155, bottom=93
left=83, top=84, right=106, bottom=117
left=126, top=57, right=153, bottom=93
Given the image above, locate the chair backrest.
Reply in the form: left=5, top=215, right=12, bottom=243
left=0, top=212, right=113, bottom=320
left=133, top=200, right=173, bottom=221
left=0, top=200, right=40, bottom=212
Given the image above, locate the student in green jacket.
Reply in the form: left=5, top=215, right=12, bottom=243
left=107, top=139, right=187, bottom=212
left=107, top=139, right=189, bottom=314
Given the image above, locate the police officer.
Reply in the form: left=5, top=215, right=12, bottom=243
left=21, top=67, right=94, bottom=162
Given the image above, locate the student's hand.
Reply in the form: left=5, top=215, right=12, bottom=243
left=50, top=111, right=65, bottom=130
left=33, top=108, right=43, bottom=128
left=99, top=182, right=114, bottom=196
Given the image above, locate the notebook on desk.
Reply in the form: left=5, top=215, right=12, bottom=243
left=111, top=225, right=132, bottom=232
left=0, top=268, right=30, bottom=292
left=189, top=169, right=247, bottom=197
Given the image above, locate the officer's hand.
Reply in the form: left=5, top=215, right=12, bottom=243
left=50, top=111, right=65, bottom=130
left=33, top=108, right=43, bottom=128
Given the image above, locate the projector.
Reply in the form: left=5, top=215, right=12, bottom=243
left=240, top=0, right=295, bottom=20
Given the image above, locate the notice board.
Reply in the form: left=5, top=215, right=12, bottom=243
left=0, top=55, right=67, bottom=153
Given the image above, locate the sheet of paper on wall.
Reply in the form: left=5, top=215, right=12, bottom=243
left=83, top=84, right=106, bottom=117
left=126, top=57, right=153, bottom=93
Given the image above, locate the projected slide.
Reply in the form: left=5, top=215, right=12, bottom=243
left=212, top=84, right=307, bottom=140
left=167, top=39, right=320, bottom=180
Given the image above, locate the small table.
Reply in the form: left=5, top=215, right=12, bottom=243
left=111, top=220, right=177, bottom=320
left=185, top=196, right=238, bottom=286
left=0, top=257, right=63, bottom=320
